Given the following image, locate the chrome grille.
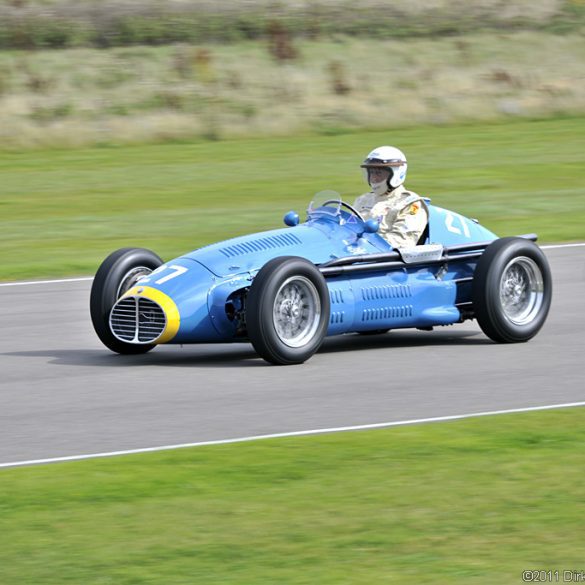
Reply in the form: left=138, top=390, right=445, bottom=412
left=110, top=297, right=166, bottom=344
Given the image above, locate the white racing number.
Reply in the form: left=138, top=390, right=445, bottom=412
left=445, top=211, right=471, bottom=238
left=138, top=264, right=188, bottom=285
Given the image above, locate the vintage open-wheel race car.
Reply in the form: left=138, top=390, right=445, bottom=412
left=90, top=192, right=552, bottom=365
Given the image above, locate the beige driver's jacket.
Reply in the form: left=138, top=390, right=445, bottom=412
left=353, top=184, right=429, bottom=248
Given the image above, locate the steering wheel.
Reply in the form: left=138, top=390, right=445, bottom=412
left=321, top=199, right=364, bottom=222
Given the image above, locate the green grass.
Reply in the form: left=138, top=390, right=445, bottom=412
left=0, top=116, right=583, bottom=281
left=1, top=408, right=584, bottom=584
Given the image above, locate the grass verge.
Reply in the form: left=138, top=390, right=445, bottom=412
left=1, top=407, right=584, bottom=584
left=1, top=116, right=584, bottom=281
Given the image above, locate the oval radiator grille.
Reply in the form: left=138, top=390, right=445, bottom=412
left=110, top=297, right=166, bottom=344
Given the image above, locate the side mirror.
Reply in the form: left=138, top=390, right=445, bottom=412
left=364, top=219, right=379, bottom=234
left=284, top=211, right=300, bottom=227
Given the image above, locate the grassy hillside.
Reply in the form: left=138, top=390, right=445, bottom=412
left=1, top=408, right=584, bottom=584
left=0, top=116, right=583, bottom=281
left=1, top=33, right=584, bottom=149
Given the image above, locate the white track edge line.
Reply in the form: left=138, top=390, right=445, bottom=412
left=2, top=401, right=584, bottom=469
left=541, top=243, right=585, bottom=249
left=0, top=277, right=94, bottom=287
left=0, top=243, right=583, bottom=288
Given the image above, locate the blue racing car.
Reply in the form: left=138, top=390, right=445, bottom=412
left=90, top=192, right=552, bottom=365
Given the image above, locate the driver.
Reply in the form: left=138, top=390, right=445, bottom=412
left=354, top=146, right=428, bottom=248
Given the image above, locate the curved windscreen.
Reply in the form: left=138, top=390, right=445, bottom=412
left=307, top=191, right=361, bottom=227
left=307, top=190, right=343, bottom=219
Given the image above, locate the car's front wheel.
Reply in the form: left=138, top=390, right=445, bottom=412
left=246, top=257, right=330, bottom=365
left=472, top=237, right=552, bottom=343
left=90, top=248, right=164, bottom=354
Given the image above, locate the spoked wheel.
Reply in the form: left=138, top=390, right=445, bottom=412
left=90, top=248, right=164, bottom=354
left=499, top=256, right=545, bottom=325
left=246, top=256, right=330, bottom=365
left=472, top=237, right=552, bottom=343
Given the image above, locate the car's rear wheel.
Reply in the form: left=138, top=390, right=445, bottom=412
left=90, top=248, right=164, bottom=354
left=472, top=237, right=552, bottom=343
left=246, top=257, right=330, bottom=365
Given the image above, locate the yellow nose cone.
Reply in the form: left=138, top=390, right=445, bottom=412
left=122, top=286, right=180, bottom=344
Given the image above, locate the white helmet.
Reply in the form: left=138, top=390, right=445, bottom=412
left=361, top=146, right=408, bottom=193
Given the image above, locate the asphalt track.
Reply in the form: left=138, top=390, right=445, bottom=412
left=0, top=245, right=583, bottom=467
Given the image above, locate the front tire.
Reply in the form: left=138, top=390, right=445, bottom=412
left=90, top=248, right=164, bottom=354
left=472, top=237, right=552, bottom=343
left=246, top=257, right=330, bottom=365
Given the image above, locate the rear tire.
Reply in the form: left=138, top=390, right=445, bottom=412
left=247, top=257, right=330, bottom=365
left=472, top=237, right=552, bottom=343
left=90, top=248, right=163, bottom=354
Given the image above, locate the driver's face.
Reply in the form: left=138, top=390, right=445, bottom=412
left=368, top=167, right=390, bottom=184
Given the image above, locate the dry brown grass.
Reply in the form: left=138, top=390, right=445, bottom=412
left=0, top=32, right=584, bottom=149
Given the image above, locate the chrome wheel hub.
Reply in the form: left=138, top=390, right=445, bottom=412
left=273, top=276, right=321, bottom=348
left=116, top=266, right=153, bottom=299
left=499, top=256, right=544, bottom=325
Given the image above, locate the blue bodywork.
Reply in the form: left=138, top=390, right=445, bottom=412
left=135, top=199, right=498, bottom=344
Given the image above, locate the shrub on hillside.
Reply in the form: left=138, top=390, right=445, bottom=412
left=0, top=1, right=582, bottom=50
